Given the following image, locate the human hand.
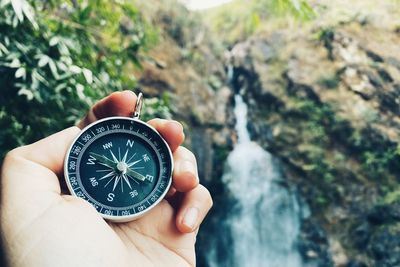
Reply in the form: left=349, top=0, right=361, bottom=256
left=1, top=91, right=213, bottom=267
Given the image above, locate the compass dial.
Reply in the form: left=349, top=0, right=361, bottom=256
left=64, top=117, right=173, bottom=222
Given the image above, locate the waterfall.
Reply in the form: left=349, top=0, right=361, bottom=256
left=206, top=90, right=304, bottom=267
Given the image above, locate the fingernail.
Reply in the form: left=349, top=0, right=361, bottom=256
left=179, top=160, right=196, bottom=175
left=121, top=90, right=136, bottom=97
left=183, top=207, right=199, bottom=229
left=169, top=120, right=183, bottom=131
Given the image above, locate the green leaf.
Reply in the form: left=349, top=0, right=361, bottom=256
left=0, top=42, right=10, bottom=55
left=8, top=58, right=21, bottom=68
left=49, top=36, right=59, bottom=46
left=15, top=67, right=25, bottom=78
left=76, top=83, right=85, bottom=100
left=17, top=87, right=34, bottom=100
left=54, top=83, right=67, bottom=93
left=290, top=0, right=301, bottom=11
left=11, top=0, right=23, bottom=22
left=82, top=68, right=93, bottom=84
left=69, top=65, right=81, bottom=74
left=21, top=0, right=37, bottom=29
left=38, top=55, right=49, bottom=67
left=0, top=0, right=11, bottom=8
left=48, top=59, right=59, bottom=79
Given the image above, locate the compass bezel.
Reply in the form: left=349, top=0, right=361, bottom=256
left=64, top=116, right=173, bottom=222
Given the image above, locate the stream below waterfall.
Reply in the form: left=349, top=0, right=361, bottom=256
left=205, top=92, right=305, bottom=267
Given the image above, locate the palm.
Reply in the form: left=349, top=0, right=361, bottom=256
left=62, top=199, right=195, bottom=267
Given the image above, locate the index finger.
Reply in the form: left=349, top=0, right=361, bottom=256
left=77, top=90, right=137, bottom=129
left=147, top=119, right=185, bottom=152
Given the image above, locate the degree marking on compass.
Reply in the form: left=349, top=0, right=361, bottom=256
left=90, top=130, right=96, bottom=136
left=77, top=141, right=84, bottom=146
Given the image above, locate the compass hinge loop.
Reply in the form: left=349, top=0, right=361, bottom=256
left=133, top=92, right=143, bottom=120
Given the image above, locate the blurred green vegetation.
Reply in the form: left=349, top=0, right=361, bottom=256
left=280, top=97, right=400, bottom=206
left=0, top=0, right=170, bottom=159
left=201, top=0, right=315, bottom=43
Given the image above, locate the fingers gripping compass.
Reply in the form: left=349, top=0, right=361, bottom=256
left=64, top=93, right=173, bottom=222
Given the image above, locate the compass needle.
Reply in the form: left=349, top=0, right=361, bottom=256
left=126, top=168, right=146, bottom=182
left=64, top=102, right=173, bottom=221
left=126, top=173, right=140, bottom=185
left=89, top=152, right=116, bottom=169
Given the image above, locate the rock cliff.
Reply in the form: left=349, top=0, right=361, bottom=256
left=228, top=7, right=400, bottom=267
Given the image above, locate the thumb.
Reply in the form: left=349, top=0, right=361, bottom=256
left=1, top=127, right=80, bottom=228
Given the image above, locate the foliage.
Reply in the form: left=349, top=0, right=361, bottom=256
left=318, top=74, right=339, bottom=89
left=141, top=92, right=173, bottom=122
left=383, top=185, right=400, bottom=204
left=275, top=94, right=400, bottom=210
left=0, top=0, right=160, bottom=159
left=201, top=0, right=315, bottom=43
left=257, top=0, right=315, bottom=20
left=282, top=99, right=339, bottom=185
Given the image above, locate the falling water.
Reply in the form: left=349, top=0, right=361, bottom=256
left=207, top=91, right=304, bottom=267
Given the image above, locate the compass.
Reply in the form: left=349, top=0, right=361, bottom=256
left=64, top=93, right=173, bottom=222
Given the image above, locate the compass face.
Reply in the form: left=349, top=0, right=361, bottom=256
left=64, top=117, right=173, bottom=222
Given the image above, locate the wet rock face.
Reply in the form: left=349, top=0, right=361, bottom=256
left=298, top=219, right=334, bottom=267
left=368, top=228, right=400, bottom=267
left=228, top=19, right=400, bottom=266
